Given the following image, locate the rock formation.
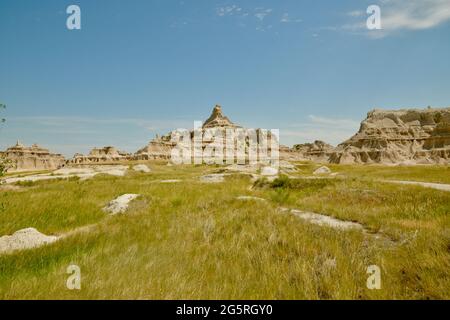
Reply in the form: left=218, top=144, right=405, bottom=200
left=71, top=146, right=131, bottom=164
left=2, top=141, right=65, bottom=172
left=134, top=135, right=175, bottom=160
left=135, top=105, right=279, bottom=164
left=329, top=107, right=450, bottom=164
left=292, top=140, right=335, bottom=162
left=202, top=105, right=241, bottom=129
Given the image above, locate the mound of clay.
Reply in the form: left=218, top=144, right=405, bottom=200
left=329, top=107, right=450, bottom=164
left=132, top=164, right=151, bottom=173
left=0, top=228, right=59, bottom=254
left=103, top=194, right=140, bottom=215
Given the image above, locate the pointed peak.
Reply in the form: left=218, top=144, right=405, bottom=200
left=203, top=105, right=240, bottom=129
left=15, top=140, right=24, bottom=148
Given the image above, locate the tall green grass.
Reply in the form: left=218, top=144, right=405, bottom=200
left=0, top=163, right=449, bottom=299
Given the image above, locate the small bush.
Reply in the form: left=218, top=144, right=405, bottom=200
left=270, top=188, right=290, bottom=204
left=270, top=175, right=291, bottom=188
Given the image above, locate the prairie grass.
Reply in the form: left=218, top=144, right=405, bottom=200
left=0, top=162, right=449, bottom=299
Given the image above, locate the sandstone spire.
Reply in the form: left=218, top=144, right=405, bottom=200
left=202, top=105, right=240, bottom=129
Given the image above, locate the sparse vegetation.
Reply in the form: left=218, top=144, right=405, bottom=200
left=0, top=162, right=449, bottom=299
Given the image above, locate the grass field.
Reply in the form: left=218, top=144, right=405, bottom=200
left=0, top=162, right=449, bottom=299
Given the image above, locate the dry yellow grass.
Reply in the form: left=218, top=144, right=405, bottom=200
left=0, top=162, right=449, bottom=299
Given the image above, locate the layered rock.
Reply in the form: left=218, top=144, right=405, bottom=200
left=329, top=107, right=450, bottom=164
left=292, top=140, right=335, bottom=162
left=134, top=134, right=175, bottom=160
left=2, top=141, right=66, bottom=172
left=71, top=146, right=131, bottom=164
left=135, top=105, right=278, bottom=164
left=202, top=105, right=241, bottom=129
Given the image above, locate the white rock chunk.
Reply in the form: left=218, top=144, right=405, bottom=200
left=313, top=166, right=332, bottom=175
left=103, top=194, right=140, bottom=215
left=0, top=228, right=59, bottom=254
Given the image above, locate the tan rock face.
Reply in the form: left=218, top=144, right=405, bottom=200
left=292, top=140, right=335, bottom=162
left=329, top=107, right=450, bottom=164
left=202, top=105, right=240, bottom=129
left=135, top=105, right=278, bottom=164
left=134, top=135, right=175, bottom=160
left=3, top=141, right=65, bottom=172
left=71, top=146, right=131, bottom=164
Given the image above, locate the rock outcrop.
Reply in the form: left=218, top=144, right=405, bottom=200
left=202, top=105, right=241, bottom=129
left=135, top=105, right=279, bottom=164
left=2, top=141, right=65, bottom=172
left=134, top=134, right=175, bottom=160
left=71, top=146, right=131, bottom=164
left=329, top=107, right=450, bottom=164
left=292, top=140, right=335, bottom=162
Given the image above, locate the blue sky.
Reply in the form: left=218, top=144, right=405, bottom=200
left=1, top=0, right=450, bottom=156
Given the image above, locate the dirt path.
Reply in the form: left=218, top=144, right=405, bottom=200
left=385, top=180, right=450, bottom=192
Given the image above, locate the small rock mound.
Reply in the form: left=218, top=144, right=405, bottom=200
left=0, top=228, right=59, bottom=254
left=103, top=194, right=140, bottom=215
left=132, top=164, right=151, bottom=173
left=313, top=166, right=331, bottom=175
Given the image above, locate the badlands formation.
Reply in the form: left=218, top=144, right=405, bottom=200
left=71, top=146, right=131, bottom=164
left=0, top=141, right=65, bottom=172
left=329, top=107, right=450, bottom=164
left=1, top=105, right=450, bottom=172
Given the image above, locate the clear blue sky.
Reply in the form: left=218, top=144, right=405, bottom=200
left=1, top=0, right=450, bottom=156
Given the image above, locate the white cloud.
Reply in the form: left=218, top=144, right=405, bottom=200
left=280, top=13, right=302, bottom=23
left=216, top=4, right=245, bottom=17
left=345, top=0, right=450, bottom=37
left=380, top=0, right=450, bottom=31
left=254, top=8, right=272, bottom=21
left=216, top=5, right=243, bottom=17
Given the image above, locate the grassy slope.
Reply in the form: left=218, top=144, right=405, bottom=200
left=0, top=163, right=449, bottom=299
